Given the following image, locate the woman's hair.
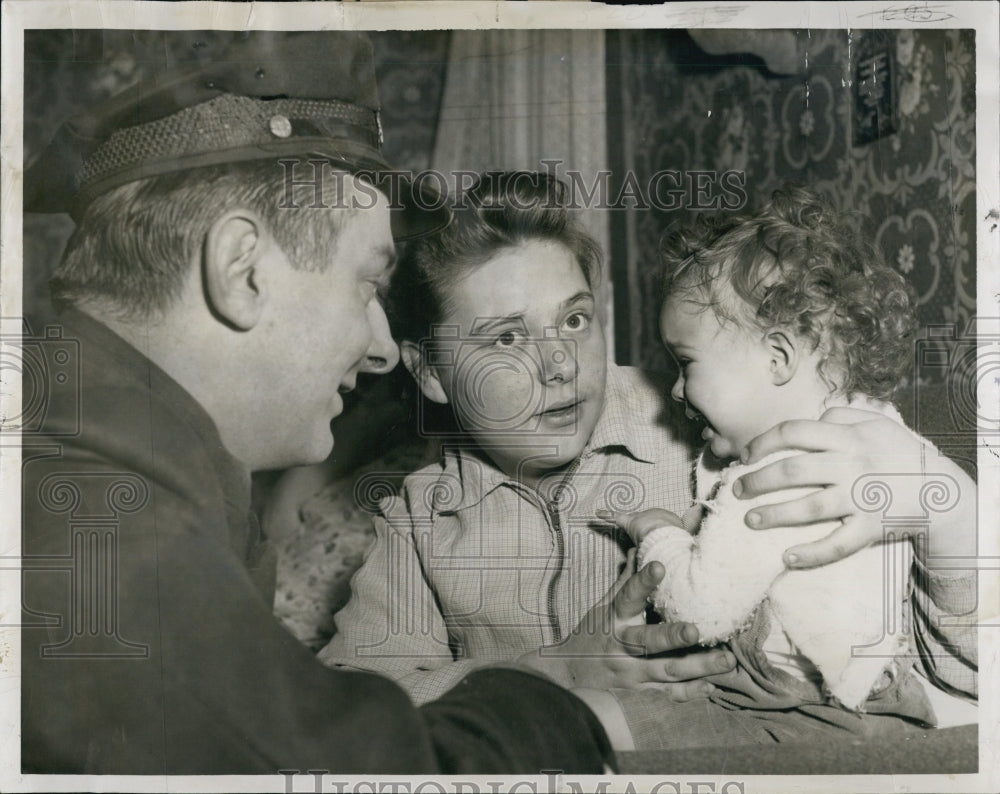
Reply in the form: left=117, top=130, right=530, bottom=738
left=388, top=171, right=603, bottom=344
left=658, top=184, right=917, bottom=400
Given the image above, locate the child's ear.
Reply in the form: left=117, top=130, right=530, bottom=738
left=400, top=341, right=449, bottom=404
left=765, top=329, right=798, bottom=386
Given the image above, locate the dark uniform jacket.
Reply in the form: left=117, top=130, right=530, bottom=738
left=20, top=309, right=611, bottom=774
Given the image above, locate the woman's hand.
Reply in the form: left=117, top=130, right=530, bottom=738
left=734, top=407, right=977, bottom=569
left=517, top=544, right=735, bottom=693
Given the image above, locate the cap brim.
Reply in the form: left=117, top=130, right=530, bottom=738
left=25, top=137, right=451, bottom=244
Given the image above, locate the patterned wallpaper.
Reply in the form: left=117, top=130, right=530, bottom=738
left=22, top=30, right=449, bottom=314
left=24, top=27, right=977, bottom=387
left=607, top=28, right=977, bottom=380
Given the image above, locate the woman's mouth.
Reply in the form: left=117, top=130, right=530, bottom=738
left=538, top=399, right=583, bottom=426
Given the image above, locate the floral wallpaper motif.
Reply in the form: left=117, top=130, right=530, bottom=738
left=609, top=29, right=976, bottom=382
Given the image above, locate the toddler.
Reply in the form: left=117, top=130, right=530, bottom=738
left=615, top=185, right=977, bottom=746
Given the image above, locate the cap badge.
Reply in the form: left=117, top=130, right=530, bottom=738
left=268, top=114, right=293, bottom=138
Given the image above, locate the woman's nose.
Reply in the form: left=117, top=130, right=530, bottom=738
left=545, top=340, right=577, bottom=384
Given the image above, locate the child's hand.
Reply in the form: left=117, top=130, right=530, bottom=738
left=597, top=505, right=702, bottom=545
left=734, top=407, right=977, bottom=570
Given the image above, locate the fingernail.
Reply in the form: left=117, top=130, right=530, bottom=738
left=785, top=552, right=800, bottom=567
left=717, top=656, right=732, bottom=672
left=682, top=624, right=699, bottom=645
left=746, top=511, right=761, bottom=527
left=732, top=479, right=743, bottom=498
left=740, top=447, right=749, bottom=463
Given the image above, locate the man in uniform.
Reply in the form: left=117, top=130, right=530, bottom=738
left=19, top=30, right=648, bottom=774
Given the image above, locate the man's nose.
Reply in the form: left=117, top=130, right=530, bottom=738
left=670, top=374, right=685, bottom=402
left=360, top=301, right=400, bottom=375
left=545, top=339, right=578, bottom=384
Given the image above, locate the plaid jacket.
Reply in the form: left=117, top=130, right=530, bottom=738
left=320, top=364, right=698, bottom=704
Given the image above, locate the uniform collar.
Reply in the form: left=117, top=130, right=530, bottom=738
left=56, top=307, right=251, bottom=512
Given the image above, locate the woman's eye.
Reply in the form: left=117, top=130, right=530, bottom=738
left=496, top=330, right=518, bottom=347
left=562, top=312, right=590, bottom=332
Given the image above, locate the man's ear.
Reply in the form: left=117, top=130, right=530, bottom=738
left=400, top=341, right=449, bottom=404
left=765, top=328, right=798, bottom=386
left=203, top=211, right=270, bottom=331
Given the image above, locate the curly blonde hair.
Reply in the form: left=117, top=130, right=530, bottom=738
left=659, top=184, right=917, bottom=401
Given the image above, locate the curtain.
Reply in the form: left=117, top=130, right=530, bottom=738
left=431, top=29, right=614, bottom=346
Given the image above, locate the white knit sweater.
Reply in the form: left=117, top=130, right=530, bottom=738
left=638, top=399, right=916, bottom=709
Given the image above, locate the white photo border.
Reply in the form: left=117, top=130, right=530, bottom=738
left=1, top=2, right=997, bottom=792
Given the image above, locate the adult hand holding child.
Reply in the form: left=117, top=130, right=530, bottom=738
left=734, top=406, right=977, bottom=569
left=521, top=508, right=733, bottom=753
left=517, top=508, right=734, bottom=695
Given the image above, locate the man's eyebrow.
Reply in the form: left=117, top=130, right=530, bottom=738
left=560, top=290, right=594, bottom=310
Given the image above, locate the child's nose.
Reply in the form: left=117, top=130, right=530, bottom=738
left=670, top=374, right=685, bottom=403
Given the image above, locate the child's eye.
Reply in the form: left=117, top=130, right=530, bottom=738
left=562, top=312, right=590, bottom=332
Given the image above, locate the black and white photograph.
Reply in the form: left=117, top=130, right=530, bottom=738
left=1, top=2, right=997, bottom=792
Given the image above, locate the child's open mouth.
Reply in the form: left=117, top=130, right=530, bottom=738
left=684, top=407, right=715, bottom=441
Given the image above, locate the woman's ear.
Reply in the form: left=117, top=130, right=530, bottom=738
left=400, top=341, right=449, bottom=404
left=765, top=329, right=798, bottom=386
left=203, top=211, right=269, bottom=331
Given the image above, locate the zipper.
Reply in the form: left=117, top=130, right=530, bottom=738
left=541, top=457, right=583, bottom=645
left=545, top=499, right=566, bottom=644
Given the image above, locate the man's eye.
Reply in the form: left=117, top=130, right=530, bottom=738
left=495, top=330, right=518, bottom=347
left=365, top=280, right=388, bottom=304
left=562, top=312, right=590, bottom=332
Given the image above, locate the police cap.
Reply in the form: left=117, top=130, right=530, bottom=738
left=24, top=31, right=449, bottom=241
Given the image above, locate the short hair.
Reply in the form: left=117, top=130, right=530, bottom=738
left=388, top=171, right=602, bottom=344
left=658, top=184, right=917, bottom=401
left=51, top=160, right=354, bottom=317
